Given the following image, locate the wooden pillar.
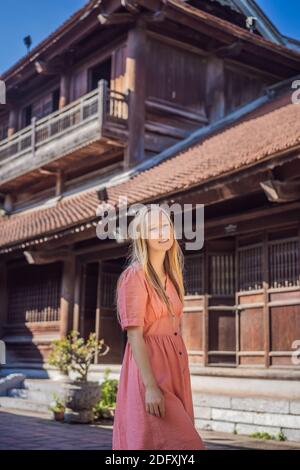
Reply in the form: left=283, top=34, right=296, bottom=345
left=60, top=257, right=76, bottom=338
left=263, top=230, right=270, bottom=367
left=205, top=55, right=225, bottom=123
left=203, top=247, right=209, bottom=367
left=124, top=18, right=146, bottom=169
left=79, top=264, right=87, bottom=336
left=94, top=262, right=102, bottom=364
left=72, top=261, right=82, bottom=333
left=55, top=170, right=64, bottom=197
left=0, top=262, right=8, bottom=338
left=7, top=105, right=18, bottom=137
left=59, top=73, right=71, bottom=110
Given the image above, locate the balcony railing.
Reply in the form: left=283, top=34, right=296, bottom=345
left=0, top=80, right=128, bottom=167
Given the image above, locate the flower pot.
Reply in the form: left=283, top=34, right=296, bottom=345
left=53, top=410, right=65, bottom=421
left=101, top=406, right=115, bottom=419
left=63, top=380, right=101, bottom=424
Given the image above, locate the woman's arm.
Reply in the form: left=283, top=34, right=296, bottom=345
left=126, top=326, right=165, bottom=418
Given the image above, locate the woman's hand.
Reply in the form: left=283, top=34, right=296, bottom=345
left=145, top=384, right=165, bottom=418
left=125, top=327, right=165, bottom=418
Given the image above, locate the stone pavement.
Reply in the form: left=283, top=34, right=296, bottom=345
left=1, top=408, right=300, bottom=450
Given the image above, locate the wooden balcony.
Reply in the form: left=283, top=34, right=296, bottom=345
left=0, top=80, right=128, bottom=186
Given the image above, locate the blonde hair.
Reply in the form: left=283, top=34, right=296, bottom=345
left=115, top=204, right=185, bottom=327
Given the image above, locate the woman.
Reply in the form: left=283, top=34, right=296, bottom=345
left=112, top=204, right=206, bottom=450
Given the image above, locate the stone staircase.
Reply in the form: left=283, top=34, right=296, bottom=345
left=0, top=374, right=65, bottom=416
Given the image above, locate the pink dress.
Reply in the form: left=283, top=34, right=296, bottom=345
left=112, top=261, right=206, bottom=450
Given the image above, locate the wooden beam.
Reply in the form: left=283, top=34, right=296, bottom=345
left=77, top=241, right=129, bottom=263
left=98, top=12, right=135, bottom=25
left=260, top=179, right=300, bottom=203
left=23, top=249, right=73, bottom=265
left=34, top=57, right=70, bottom=76
left=122, top=0, right=140, bottom=14
left=213, top=40, right=244, bottom=59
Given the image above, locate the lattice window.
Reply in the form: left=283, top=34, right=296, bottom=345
left=269, top=237, right=299, bottom=288
left=184, top=255, right=203, bottom=295
left=210, top=253, right=235, bottom=295
left=238, top=244, right=263, bottom=291
left=101, top=271, right=119, bottom=308
left=7, top=262, right=62, bottom=323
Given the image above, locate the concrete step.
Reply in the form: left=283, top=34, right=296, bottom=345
left=0, top=396, right=51, bottom=415
left=24, top=379, right=65, bottom=393
left=8, top=387, right=63, bottom=403
left=7, top=388, right=28, bottom=399
left=0, top=379, right=68, bottom=416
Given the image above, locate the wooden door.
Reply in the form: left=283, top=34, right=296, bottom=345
left=95, top=261, right=125, bottom=364
left=207, top=239, right=236, bottom=366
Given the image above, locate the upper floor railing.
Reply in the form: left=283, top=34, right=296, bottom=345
left=0, top=80, right=129, bottom=167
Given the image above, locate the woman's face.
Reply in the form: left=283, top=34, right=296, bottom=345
left=145, top=209, right=174, bottom=252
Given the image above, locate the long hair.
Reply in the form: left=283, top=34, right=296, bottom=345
left=115, top=204, right=185, bottom=327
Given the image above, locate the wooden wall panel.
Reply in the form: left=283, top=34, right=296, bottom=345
left=239, top=293, right=264, bottom=304
left=269, top=289, right=300, bottom=302
left=71, top=68, right=88, bottom=101
left=239, top=307, right=264, bottom=351
left=224, top=62, right=268, bottom=115
left=146, top=37, right=207, bottom=113
left=182, top=311, right=203, bottom=352
left=271, top=356, right=295, bottom=366
left=209, top=311, right=236, bottom=352
left=270, top=305, right=300, bottom=351
left=240, top=356, right=265, bottom=366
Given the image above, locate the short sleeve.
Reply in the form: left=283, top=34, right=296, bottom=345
left=117, top=265, right=149, bottom=331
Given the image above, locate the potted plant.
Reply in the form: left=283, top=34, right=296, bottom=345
left=93, top=368, right=118, bottom=421
left=48, top=330, right=110, bottom=424
left=49, top=392, right=65, bottom=421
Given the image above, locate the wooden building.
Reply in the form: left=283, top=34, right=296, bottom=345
left=0, top=0, right=300, bottom=403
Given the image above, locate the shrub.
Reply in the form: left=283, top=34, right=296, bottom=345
left=48, top=330, right=109, bottom=382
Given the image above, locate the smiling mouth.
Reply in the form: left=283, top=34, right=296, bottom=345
left=159, top=239, right=169, bottom=243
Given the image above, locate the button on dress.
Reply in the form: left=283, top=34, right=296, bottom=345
left=112, top=261, right=206, bottom=450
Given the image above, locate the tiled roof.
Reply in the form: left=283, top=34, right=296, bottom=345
left=2, top=0, right=300, bottom=83
left=165, top=0, right=300, bottom=61
left=0, top=89, right=299, bottom=252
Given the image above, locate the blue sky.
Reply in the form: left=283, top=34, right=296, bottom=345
left=0, top=0, right=300, bottom=74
